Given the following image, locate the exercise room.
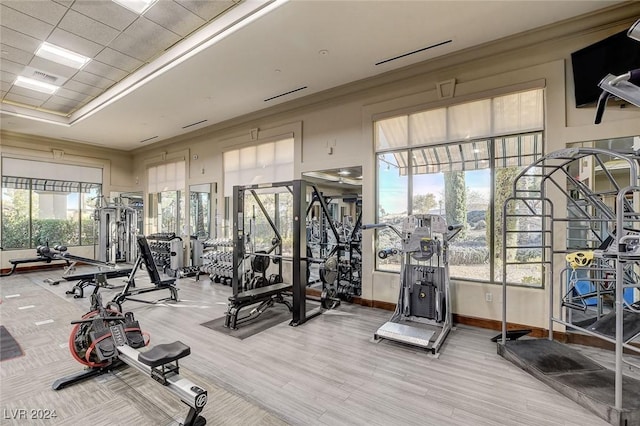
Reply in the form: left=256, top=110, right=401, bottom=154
left=1, top=1, right=640, bottom=425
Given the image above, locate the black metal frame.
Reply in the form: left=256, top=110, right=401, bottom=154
left=226, top=180, right=324, bottom=328
left=111, top=236, right=179, bottom=309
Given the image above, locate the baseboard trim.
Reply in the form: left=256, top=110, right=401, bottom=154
left=354, top=297, right=636, bottom=351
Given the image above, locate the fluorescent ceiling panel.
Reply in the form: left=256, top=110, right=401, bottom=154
left=112, top=0, right=159, bottom=15
left=14, top=76, right=59, bottom=94
left=35, top=42, right=91, bottom=69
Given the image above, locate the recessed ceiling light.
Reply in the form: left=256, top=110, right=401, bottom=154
left=14, top=76, right=59, bottom=94
left=112, top=0, right=158, bottom=14
left=338, top=170, right=351, bottom=176
left=35, top=42, right=90, bottom=69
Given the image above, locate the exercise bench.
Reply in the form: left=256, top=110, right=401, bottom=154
left=111, top=236, right=179, bottom=310
left=1, top=254, right=70, bottom=277
left=225, top=282, right=293, bottom=329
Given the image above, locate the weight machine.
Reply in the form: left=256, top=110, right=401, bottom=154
left=96, top=198, right=138, bottom=264
left=53, top=282, right=207, bottom=426
left=363, top=214, right=462, bottom=354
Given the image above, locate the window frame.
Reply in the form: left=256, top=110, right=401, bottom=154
left=374, top=88, right=544, bottom=287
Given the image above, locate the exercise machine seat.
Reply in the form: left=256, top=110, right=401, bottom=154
left=138, top=341, right=191, bottom=368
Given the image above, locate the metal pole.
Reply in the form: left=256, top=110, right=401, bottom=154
left=291, top=180, right=307, bottom=326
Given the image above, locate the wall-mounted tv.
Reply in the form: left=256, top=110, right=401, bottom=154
left=571, top=30, right=640, bottom=107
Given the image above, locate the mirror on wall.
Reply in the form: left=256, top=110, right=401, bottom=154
left=189, top=183, right=216, bottom=267
left=302, top=166, right=363, bottom=299
left=189, top=183, right=215, bottom=239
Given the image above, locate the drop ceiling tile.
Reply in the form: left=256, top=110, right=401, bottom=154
left=56, top=86, right=93, bottom=102
left=1, top=80, right=11, bottom=92
left=47, top=28, right=105, bottom=58
left=53, top=0, right=75, bottom=7
left=0, top=59, right=25, bottom=76
left=59, top=9, right=121, bottom=46
left=109, top=17, right=181, bottom=62
left=175, top=0, right=237, bottom=21
left=1, top=70, right=18, bottom=84
left=71, top=0, right=138, bottom=32
left=42, top=96, right=86, bottom=113
left=2, top=0, right=68, bottom=26
left=28, top=56, right=78, bottom=80
left=4, top=91, right=46, bottom=107
left=62, top=79, right=104, bottom=97
left=0, top=43, right=33, bottom=66
left=0, top=4, right=55, bottom=40
left=73, top=71, right=115, bottom=90
left=83, top=60, right=128, bottom=82
left=9, top=85, right=53, bottom=101
left=0, top=27, right=41, bottom=55
left=94, top=47, right=144, bottom=73
left=145, top=1, right=205, bottom=37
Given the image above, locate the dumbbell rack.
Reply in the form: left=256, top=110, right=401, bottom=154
left=146, top=233, right=183, bottom=278
left=200, top=238, right=234, bottom=285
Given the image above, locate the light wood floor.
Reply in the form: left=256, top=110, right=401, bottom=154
left=0, top=266, right=625, bottom=425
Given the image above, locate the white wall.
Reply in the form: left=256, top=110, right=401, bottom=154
left=3, top=6, right=640, bottom=331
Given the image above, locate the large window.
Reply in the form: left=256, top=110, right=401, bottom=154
left=375, top=89, right=544, bottom=286
left=1, top=177, right=101, bottom=249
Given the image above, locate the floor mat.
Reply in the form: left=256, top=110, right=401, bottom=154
left=201, top=306, right=291, bottom=340
left=0, top=325, right=24, bottom=361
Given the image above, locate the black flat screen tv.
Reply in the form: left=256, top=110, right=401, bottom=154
left=571, top=30, right=640, bottom=107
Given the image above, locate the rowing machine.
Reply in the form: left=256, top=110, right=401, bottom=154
left=53, top=282, right=207, bottom=425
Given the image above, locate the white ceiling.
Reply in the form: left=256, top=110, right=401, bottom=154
left=0, top=0, right=624, bottom=151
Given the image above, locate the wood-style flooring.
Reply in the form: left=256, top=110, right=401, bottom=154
left=0, top=267, right=627, bottom=425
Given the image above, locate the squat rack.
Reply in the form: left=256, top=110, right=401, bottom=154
left=232, top=179, right=339, bottom=326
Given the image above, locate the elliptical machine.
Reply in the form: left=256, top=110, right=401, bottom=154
left=363, top=214, right=462, bottom=355
left=53, top=278, right=208, bottom=426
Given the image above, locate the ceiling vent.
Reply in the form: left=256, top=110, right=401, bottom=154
left=375, top=40, right=452, bottom=66
left=182, top=119, right=208, bottom=129
left=264, top=86, right=308, bottom=102
left=139, top=135, right=158, bottom=143
left=23, top=66, right=67, bottom=85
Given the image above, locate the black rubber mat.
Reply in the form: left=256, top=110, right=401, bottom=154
left=200, top=306, right=291, bottom=340
left=587, top=310, right=640, bottom=342
left=0, top=325, right=24, bottom=361
left=503, top=339, right=603, bottom=374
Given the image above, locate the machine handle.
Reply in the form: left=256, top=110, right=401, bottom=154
left=629, top=68, right=640, bottom=85
left=447, top=224, right=463, bottom=231
left=594, top=90, right=610, bottom=124
left=361, top=223, right=387, bottom=230
left=71, top=315, right=126, bottom=324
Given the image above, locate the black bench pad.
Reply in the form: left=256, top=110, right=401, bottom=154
left=63, top=268, right=133, bottom=282
left=138, top=341, right=190, bottom=367
left=10, top=257, right=57, bottom=265
left=229, top=283, right=292, bottom=304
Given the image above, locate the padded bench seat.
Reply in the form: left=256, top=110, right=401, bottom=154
left=63, top=268, right=132, bottom=282
left=229, top=282, right=292, bottom=304
left=138, top=341, right=191, bottom=368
